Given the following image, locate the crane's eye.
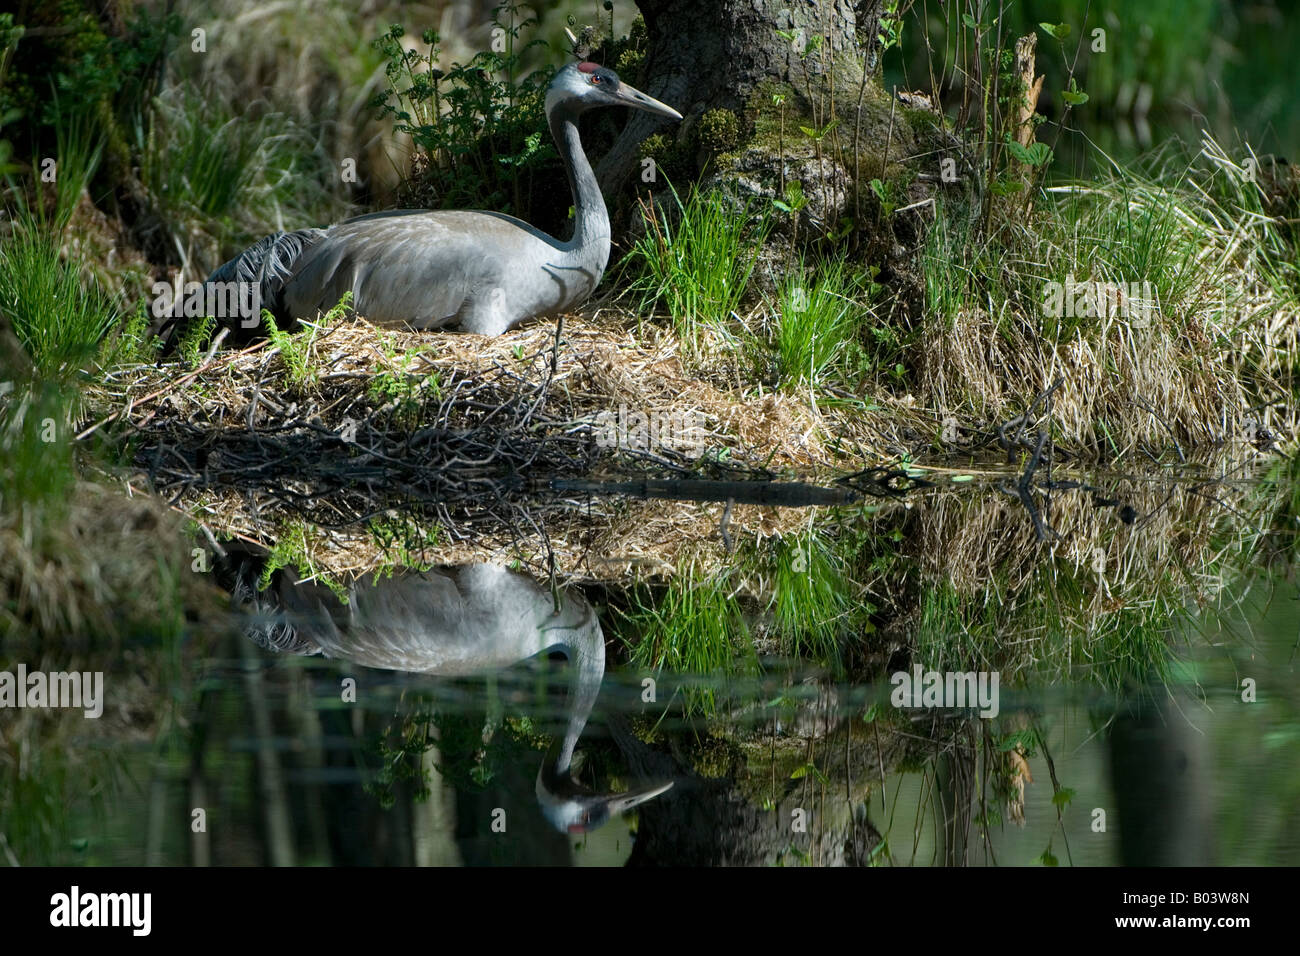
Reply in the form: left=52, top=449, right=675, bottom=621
left=590, top=75, right=603, bottom=84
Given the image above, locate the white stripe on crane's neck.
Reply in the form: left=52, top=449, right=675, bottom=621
left=553, top=631, right=606, bottom=777
left=546, top=94, right=612, bottom=276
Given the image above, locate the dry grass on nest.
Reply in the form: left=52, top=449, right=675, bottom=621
left=83, top=313, right=877, bottom=584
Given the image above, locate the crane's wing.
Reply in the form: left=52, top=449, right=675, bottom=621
left=282, top=209, right=558, bottom=329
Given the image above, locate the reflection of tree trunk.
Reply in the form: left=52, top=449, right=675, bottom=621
left=413, top=735, right=462, bottom=866
left=1108, top=696, right=1213, bottom=866
left=144, top=761, right=167, bottom=866
left=187, top=688, right=214, bottom=866
left=239, top=638, right=296, bottom=866
left=317, top=705, right=374, bottom=864
left=934, top=726, right=977, bottom=866
left=613, top=716, right=884, bottom=866
left=287, top=668, right=331, bottom=864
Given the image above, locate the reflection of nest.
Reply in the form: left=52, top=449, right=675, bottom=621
left=860, top=454, right=1283, bottom=683
left=84, top=316, right=906, bottom=583
left=910, top=464, right=1270, bottom=597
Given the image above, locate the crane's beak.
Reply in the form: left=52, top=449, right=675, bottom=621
left=537, top=761, right=676, bottom=833
left=600, top=778, right=675, bottom=816
left=559, top=779, right=675, bottom=834
left=614, top=82, right=683, bottom=121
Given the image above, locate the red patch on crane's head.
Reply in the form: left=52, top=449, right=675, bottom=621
left=577, top=61, right=599, bottom=73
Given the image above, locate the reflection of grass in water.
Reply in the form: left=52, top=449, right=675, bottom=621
left=618, top=572, right=757, bottom=715
left=900, top=463, right=1292, bottom=693
left=918, top=574, right=1179, bottom=692
left=770, top=532, right=861, bottom=672
left=617, top=529, right=869, bottom=713
left=0, top=379, right=197, bottom=863
left=0, top=706, right=131, bottom=865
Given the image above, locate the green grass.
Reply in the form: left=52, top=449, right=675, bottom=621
left=625, top=182, right=771, bottom=349
left=177, top=315, right=216, bottom=369
left=134, top=82, right=349, bottom=277
left=264, top=292, right=352, bottom=391
left=140, top=88, right=260, bottom=222
left=914, top=134, right=1300, bottom=453
left=0, top=221, right=119, bottom=379
left=97, top=300, right=157, bottom=368
left=42, top=100, right=105, bottom=233
left=0, top=98, right=119, bottom=379
left=770, top=258, right=876, bottom=388
left=257, top=519, right=350, bottom=606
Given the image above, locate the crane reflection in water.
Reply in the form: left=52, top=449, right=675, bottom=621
left=226, top=558, right=673, bottom=834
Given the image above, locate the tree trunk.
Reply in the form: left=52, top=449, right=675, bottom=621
left=598, top=0, right=885, bottom=196
left=591, top=0, right=949, bottom=320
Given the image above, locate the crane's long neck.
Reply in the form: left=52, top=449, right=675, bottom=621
left=554, top=632, right=605, bottom=776
left=548, top=106, right=611, bottom=273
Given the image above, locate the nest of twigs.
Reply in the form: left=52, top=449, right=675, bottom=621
left=82, top=314, right=917, bottom=584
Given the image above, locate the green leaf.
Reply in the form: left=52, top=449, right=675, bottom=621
left=962, top=13, right=979, bottom=29
left=998, top=729, right=1038, bottom=752
left=1062, top=77, right=1089, bottom=106
left=1052, top=787, right=1076, bottom=809
left=791, top=763, right=828, bottom=784
left=1039, top=22, right=1071, bottom=40
left=1006, top=140, right=1053, bottom=167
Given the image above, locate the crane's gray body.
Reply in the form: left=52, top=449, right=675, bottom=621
left=278, top=207, right=607, bottom=336
left=205, top=62, right=679, bottom=337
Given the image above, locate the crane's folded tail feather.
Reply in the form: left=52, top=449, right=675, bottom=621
left=156, top=228, right=326, bottom=353
left=219, top=554, right=323, bottom=657
left=206, top=227, right=327, bottom=320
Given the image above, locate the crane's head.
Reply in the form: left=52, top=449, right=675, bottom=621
left=547, top=61, right=683, bottom=121
left=537, top=760, right=674, bottom=834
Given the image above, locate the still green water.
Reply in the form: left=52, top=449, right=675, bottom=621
left=4, top=463, right=1296, bottom=867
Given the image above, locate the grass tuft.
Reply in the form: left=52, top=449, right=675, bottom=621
left=625, top=182, right=771, bottom=352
